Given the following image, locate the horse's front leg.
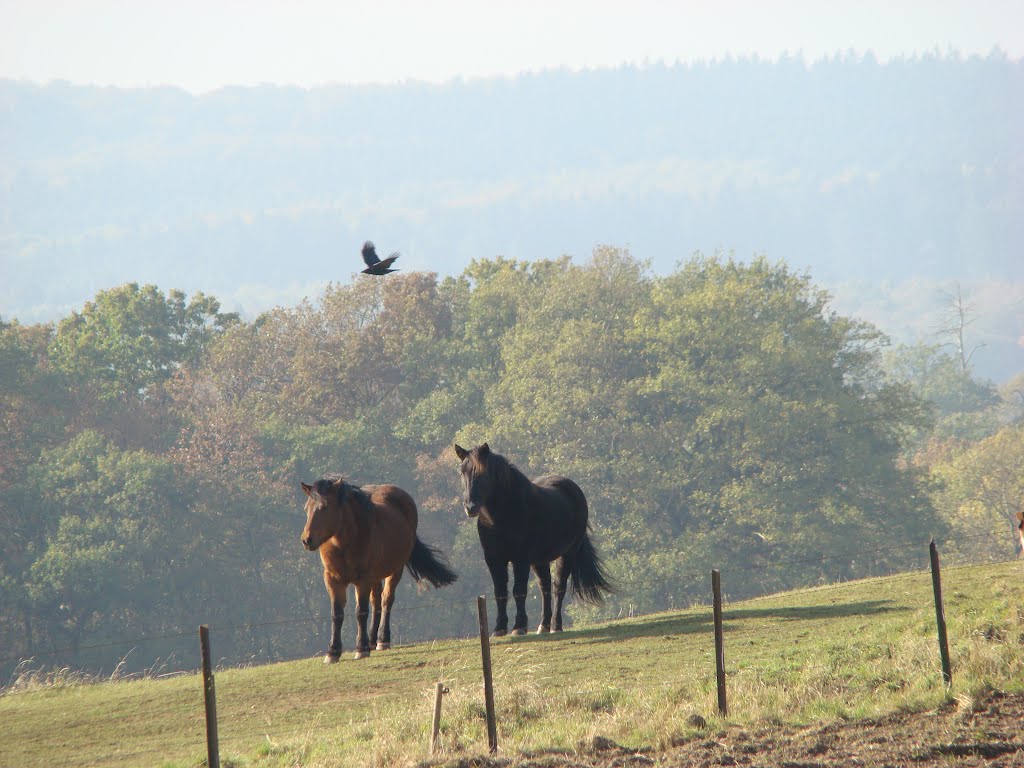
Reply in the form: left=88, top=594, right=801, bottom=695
left=324, top=573, right=348, bottom=663
left=533, top=561, right=553, bottom=633
left=369, top=581, right=383, bottom=649
left=353, top=582, right=372, bottom=659
left=510, top=560, right=531, bottom=635
left=486, top=557, right=510, bottom=636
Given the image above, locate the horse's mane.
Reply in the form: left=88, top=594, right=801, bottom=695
left=312, top=475, right=372, bottom=514
left=479, top=449, right=531, bottom=499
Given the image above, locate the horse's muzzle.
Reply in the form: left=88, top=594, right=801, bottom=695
left=464, top=503, right=479, bottom=518
left=301, top=535, right=317, bottom=551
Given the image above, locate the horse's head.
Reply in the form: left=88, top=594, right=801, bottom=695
left=300, top=478, right=349, bottom=550
left=454, top=442, right=495, bottom=518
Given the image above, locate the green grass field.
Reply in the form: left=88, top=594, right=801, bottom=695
left=2, top=559, right=1021, bottom=768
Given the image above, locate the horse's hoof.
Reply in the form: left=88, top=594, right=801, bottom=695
left=510, top=628, right=527, bottom=636
left=537, top=624, right=551, bottom=634
left=353, top=649, right=370, bottom=660
left=553, top=626, right=564, bottom=633
left=323, top=654, right=340, bottom=664
left=492, top=629, right=507, bottom=638
left=375, top=642, right=391, bottom=651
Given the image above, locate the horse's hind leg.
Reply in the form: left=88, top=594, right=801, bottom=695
left=533, top=561, right=553, bottom=634
left=377, top=571, right=402, bottom=650
left=353, top=583, right=373, bottom=659
left=552, top=556, right=570, bottom=632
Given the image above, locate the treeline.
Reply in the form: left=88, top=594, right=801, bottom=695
left=1, top=250, right=1020, bottom=678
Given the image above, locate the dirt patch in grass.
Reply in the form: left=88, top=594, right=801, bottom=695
left=655, top=690, right=1024, bottom=768
left=433, top=690, right=1024, bottom=767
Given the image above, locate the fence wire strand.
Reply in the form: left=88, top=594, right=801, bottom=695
left=1, top=529, right=1017, bottom=673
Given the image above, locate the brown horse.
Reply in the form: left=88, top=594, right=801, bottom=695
left=1017, top=511, right=1024, bottom=557
left=301, top=476, right=457, bottom=662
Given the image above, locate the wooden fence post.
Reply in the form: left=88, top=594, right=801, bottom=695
left=928, top=540, right=953, bottom=687
left=199, top=625, right=220, bottom=768
left=430, top=682, right=447, bottom=755
left=477, top=596, right=498, bottom=753
left=712, top=569, right=728, bottom=716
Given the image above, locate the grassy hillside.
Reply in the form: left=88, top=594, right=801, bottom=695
left=1, top=560, right=1021, bottom=768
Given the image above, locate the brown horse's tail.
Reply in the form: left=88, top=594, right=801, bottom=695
left=570, top=533, right=615, bottom=604
left=406, top=537, right=458, bottom=588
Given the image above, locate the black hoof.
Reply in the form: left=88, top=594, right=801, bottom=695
left=492, top=629, right=507, bottom=637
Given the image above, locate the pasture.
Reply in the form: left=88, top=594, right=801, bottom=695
left=1, top=559, right=1021, bottom=768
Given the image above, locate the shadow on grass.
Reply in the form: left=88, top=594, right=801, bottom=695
left=723, top=599, right=908, bottom=622
left=484, top=613, right=711, bottom=649
left=493, top=600, right=907, bottom=648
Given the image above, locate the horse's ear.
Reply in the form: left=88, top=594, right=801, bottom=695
left=454, top=444, right=468, bottom=461
left=301, top=482, right=313, bottom=498
left=479, top=442, right=490, bottom=460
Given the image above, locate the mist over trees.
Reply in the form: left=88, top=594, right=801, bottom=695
left=2, top=50, right=1022, bottom=380
left=2, top=252, right=1020, bottom=679
left=2, top=49, right=1020, bottom=679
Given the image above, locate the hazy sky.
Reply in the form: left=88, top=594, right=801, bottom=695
left=1, top=0, right=1021, bottom=92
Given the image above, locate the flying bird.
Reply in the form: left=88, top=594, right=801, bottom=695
left=361, top=241, right=400, bottom=275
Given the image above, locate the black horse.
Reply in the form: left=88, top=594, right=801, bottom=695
left=454, top=442, right=613, bottom=636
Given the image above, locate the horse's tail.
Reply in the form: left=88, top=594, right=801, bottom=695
left=570, top=533, right=615, bottom=604
left=406, top=537, right=458, bottom=588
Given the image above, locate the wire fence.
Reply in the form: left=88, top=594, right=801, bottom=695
left=5, top=527, right=1019, bottom=768
left=1, top=528, right=1018, bottom=686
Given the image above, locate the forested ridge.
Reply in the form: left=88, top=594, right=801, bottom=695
left=2, top=250, right=1020, bottom=679
left=2, top=51, right=1022, bottom=381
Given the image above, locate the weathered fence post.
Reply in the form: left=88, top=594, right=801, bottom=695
left=430, top=682, right=447, bottom=755
left=477, top=596, right=498, bottom=753
left=199, top=625, right=220, bottom=768
left=712, top=569, right=728, bottom=716
left=928, top=540, right=953, bottom=687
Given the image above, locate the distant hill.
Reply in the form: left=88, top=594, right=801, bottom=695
left=2, top=51, right=1021, bottom=379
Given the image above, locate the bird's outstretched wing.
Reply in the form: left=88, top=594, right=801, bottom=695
left=362, top=241, right=381, bottom=267
left=376, top=253, right=400, bottom=270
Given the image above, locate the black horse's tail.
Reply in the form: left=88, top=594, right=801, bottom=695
left=570, top=533, right=614, bottom=604
left=406, top=537, right=458, bottom=588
